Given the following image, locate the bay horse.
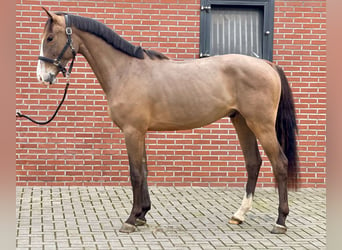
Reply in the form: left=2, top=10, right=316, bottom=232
left=36, top=8, right=298, bottom=234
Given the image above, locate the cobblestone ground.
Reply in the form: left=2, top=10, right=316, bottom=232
left=16, top=187, right=326, bottom=249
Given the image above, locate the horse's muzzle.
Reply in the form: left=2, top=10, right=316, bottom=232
left=39, top=73, right=56, bottom=85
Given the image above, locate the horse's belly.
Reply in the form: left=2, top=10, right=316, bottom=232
left=147, top=103, right=232, bottom=131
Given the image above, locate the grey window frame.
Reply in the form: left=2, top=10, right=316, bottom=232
left=200, top=0, right=275, bottom=61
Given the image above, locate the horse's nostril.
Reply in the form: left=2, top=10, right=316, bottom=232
left=48, top=73, right=56, bottom=84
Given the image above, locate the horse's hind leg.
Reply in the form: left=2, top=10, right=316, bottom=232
left=229, top=113, right=262, bottom=225
left=247, top=120, right=289, bottom=234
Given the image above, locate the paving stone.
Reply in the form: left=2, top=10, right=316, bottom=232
left=16, top=187, right=326, bottom=249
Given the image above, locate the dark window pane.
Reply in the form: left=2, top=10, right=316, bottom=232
left=210, top=6, right=264, bottom=57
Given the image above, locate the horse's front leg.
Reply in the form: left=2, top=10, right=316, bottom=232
left=135, top=146, right=151, bottom=226
left=119, top=127, right=150, bottom=233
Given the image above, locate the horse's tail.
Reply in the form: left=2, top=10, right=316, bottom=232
left=274, top=65, right=299, bottom=190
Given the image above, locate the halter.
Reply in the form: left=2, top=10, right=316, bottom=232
left=38, top=15, right=76, bottom=78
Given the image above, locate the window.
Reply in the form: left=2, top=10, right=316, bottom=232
left=200, top=0, right=275, bottom=61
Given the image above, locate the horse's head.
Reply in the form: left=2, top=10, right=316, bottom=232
left=37, top=8, right=77, bottom=85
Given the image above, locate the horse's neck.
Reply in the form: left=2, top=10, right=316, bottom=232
left=76, top=30, right=135, bottom=95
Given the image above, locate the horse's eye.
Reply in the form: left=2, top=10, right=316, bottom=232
left=47, top=36, right=54, bottom=42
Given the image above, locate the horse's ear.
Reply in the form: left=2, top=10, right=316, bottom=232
left=42, top=7, right=53, bottom=19
left=42, top=7, right=61, bottom=25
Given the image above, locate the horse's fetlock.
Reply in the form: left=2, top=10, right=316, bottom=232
left=279, top=205, right=289, bottom=217
left=142, top=204, right=151, bottom=212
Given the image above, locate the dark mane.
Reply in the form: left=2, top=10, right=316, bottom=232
left=55, top=12, right=168, bottom=60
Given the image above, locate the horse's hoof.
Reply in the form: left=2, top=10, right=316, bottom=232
left=271, top=224, right=287, bottom=234
left=228, top=216, right=243, bottom=225
left=119, top=223, right=137, bottom=233
left=135, top=218, right=146, bottom=226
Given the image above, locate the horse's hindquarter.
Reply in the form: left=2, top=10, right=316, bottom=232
left=221, top=55, right=281, bottom=121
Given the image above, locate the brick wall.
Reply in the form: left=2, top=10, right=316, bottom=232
left=16, top=0, right=326, bottom=188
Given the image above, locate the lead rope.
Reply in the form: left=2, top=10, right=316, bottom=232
left=16, top=78, right=70, bottom=125
left=16, top=55, right=75, bottom=125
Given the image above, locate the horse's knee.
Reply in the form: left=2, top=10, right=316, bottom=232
left=129, top=167, right=145, bottom=194
left=129, top=170, right=143, bottom=186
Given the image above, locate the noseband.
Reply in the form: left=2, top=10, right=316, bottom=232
left=38, top=15, right=76, bottom=77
